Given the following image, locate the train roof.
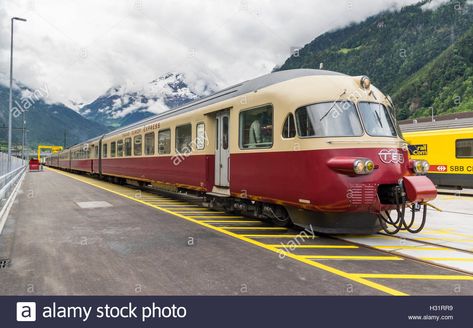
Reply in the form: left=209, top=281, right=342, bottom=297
left=400, top=113, right=473, bottom=133
left=101, top=69, right=345, bottom=138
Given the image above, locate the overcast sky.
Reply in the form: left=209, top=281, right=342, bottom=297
left=0, top=0, right=426, bottom=105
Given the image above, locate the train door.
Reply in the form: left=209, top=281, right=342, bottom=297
left=215, top=110, right=230, bottom=188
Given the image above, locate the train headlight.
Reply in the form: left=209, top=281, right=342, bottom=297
left=353, top=160, right=365, bottom=175
left=364, top=159, right=375, bottom=173
left=353, top=159, right=374, bottom=175
left=360, top=76, right=371, bottom=89
left=422, top=160, right=430, bottom=173
left=412, top=160, right=429, bottom=174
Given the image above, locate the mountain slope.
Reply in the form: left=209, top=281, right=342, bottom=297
left=80, top=73, right=213, bottom=128
left=393, top=25, right=473, bottom=119
left=278, top=0, right=473, bottom=119
left=0, top=83, right=108, bottom=149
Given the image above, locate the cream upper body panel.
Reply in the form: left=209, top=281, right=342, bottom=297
left=72, top=71, right=405, bottom=159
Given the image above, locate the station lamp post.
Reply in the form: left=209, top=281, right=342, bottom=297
left=8, top=16, right=27, bottom=171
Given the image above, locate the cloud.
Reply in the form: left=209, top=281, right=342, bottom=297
left=0, top=0, right=422, bottom=105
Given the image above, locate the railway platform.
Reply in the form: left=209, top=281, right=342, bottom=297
left=1, top=168, right=473, bottom=296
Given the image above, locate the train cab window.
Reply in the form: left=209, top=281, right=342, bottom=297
left=176, top=124, right=192, bottom=153
left=282, top=113, right=296, bottom=138
left=117, top=140, right=124, bottom=157
left=144, top=132, right=155, bottom=155
left=196, top=123, right=206, bottom=150
left=296, top=101, right=363, bottom=137
left=134, top=135, right=142, bottom=156
left=110, top=141, right=116, bottom=158
left=103, top=143, right=108, bottom=158
left=124, top=138, right=132, bottom=156
left=456, top=139, right=473, bottom=158
left=358, top=102, right=396, bottom=137
left=158, top=129, right=171, bottom=154
left=239, top=105, right=273, bottom=149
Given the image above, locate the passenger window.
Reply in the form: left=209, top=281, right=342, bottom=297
left=145, top=132, right=155, bottom=155
left=124, top=138, right=132, bottom=156
left=103, top=143, right=108, bottom=158
left=239, top=105, right=273, bottom=149
left=158, top=129, right=171, bottom=154
left=176, top=124, right=192, bottom=153
left=134, top=135, right=142, bottom=156
left=196, top=123, right=206, bottom=150
left=282, top=113, right=296, bottom=138
left=117, top=139, right=124, bottom=157
left=110, top=141, right=116, bottom=158
left=456, top=139, right=473, bottom=158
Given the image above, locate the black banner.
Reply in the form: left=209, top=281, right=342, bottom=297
left=1, top=296, right=470, bottom=327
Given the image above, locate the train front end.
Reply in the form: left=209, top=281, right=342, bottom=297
left=287, top=75, right=437, bottom=234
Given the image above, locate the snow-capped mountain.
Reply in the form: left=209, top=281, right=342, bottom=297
left=0, top=80, right=107, bottom=148
left=80, top=73, right=214, bottom=128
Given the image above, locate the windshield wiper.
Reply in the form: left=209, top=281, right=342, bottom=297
left=374, top=108, right=384, bottom=127
left=319, top=90, right=347, bottom=122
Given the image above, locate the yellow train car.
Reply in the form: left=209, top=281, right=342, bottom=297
left=402, top=118, right=473, bottom=189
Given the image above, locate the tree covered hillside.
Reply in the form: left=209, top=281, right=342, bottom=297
left=278, top=0, right=473, bottom=119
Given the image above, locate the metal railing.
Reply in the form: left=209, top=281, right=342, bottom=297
left=0, top=152, right=26, bottom=225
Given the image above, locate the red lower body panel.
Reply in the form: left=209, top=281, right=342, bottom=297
left=101, top=155, right=215, bottom=191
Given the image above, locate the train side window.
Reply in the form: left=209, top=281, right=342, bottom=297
left=145, top=132, right=155, bottom=155
left=103, top=143, right=108, bottom=158
left=282, top=113, right=296, bottom=138
left=456, top=139, right=473, bottom=158
left=124, top=138, right=132, bottom=156
left=111, top=141, right=116, bottom=158
left=134, top=135, right=142, bottom=156
left=176, top=124, right=192, bottom=153
left=158, top=129, right=171, bottom=154
left=196, top=123, right=206, bottom=150
left=117, top=140, right=124, bottom=157
left=239, top=105, right=273, bottom=149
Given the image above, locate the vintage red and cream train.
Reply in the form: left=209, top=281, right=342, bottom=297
left=45, top=69, right=438, bottom=234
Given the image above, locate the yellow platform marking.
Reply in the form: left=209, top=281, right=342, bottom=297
left=374, top=246, right=447, bottom=251
left=421, top=258, right=473, bottom=262
left=269, top=245, right=358, bottom=249
left=219, top=226, right=288, bottom=230
left=415, top=237, right=473, bottom=242
left=158, top=205, right=202, bottom=208
left=355, top=274, right=473, bottom=280
left=188, top=216, right=245, bottom=219
left=201, top=220, right=262, bottom=223
left=301, top=255, right=403, bottom=261
left=141, top=202, right=186, bottom=206
left=46, top=167, right=408, bottom=296
left=240, top=234, right=319, bottom=238
left=174, top=210, right=225, bottom=213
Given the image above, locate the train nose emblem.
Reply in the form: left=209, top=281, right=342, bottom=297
left=378, top=149, right=404, bottom=164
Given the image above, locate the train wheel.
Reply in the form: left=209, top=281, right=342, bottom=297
left=264, top=205, right=292, bottom=227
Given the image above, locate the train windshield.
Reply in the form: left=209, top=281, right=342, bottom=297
left=358, top=102, right=397, bottom=137
left=295, top=101, right=363, bottom=137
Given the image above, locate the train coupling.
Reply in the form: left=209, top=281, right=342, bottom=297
left=378, top=176, right=437, bottom=235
